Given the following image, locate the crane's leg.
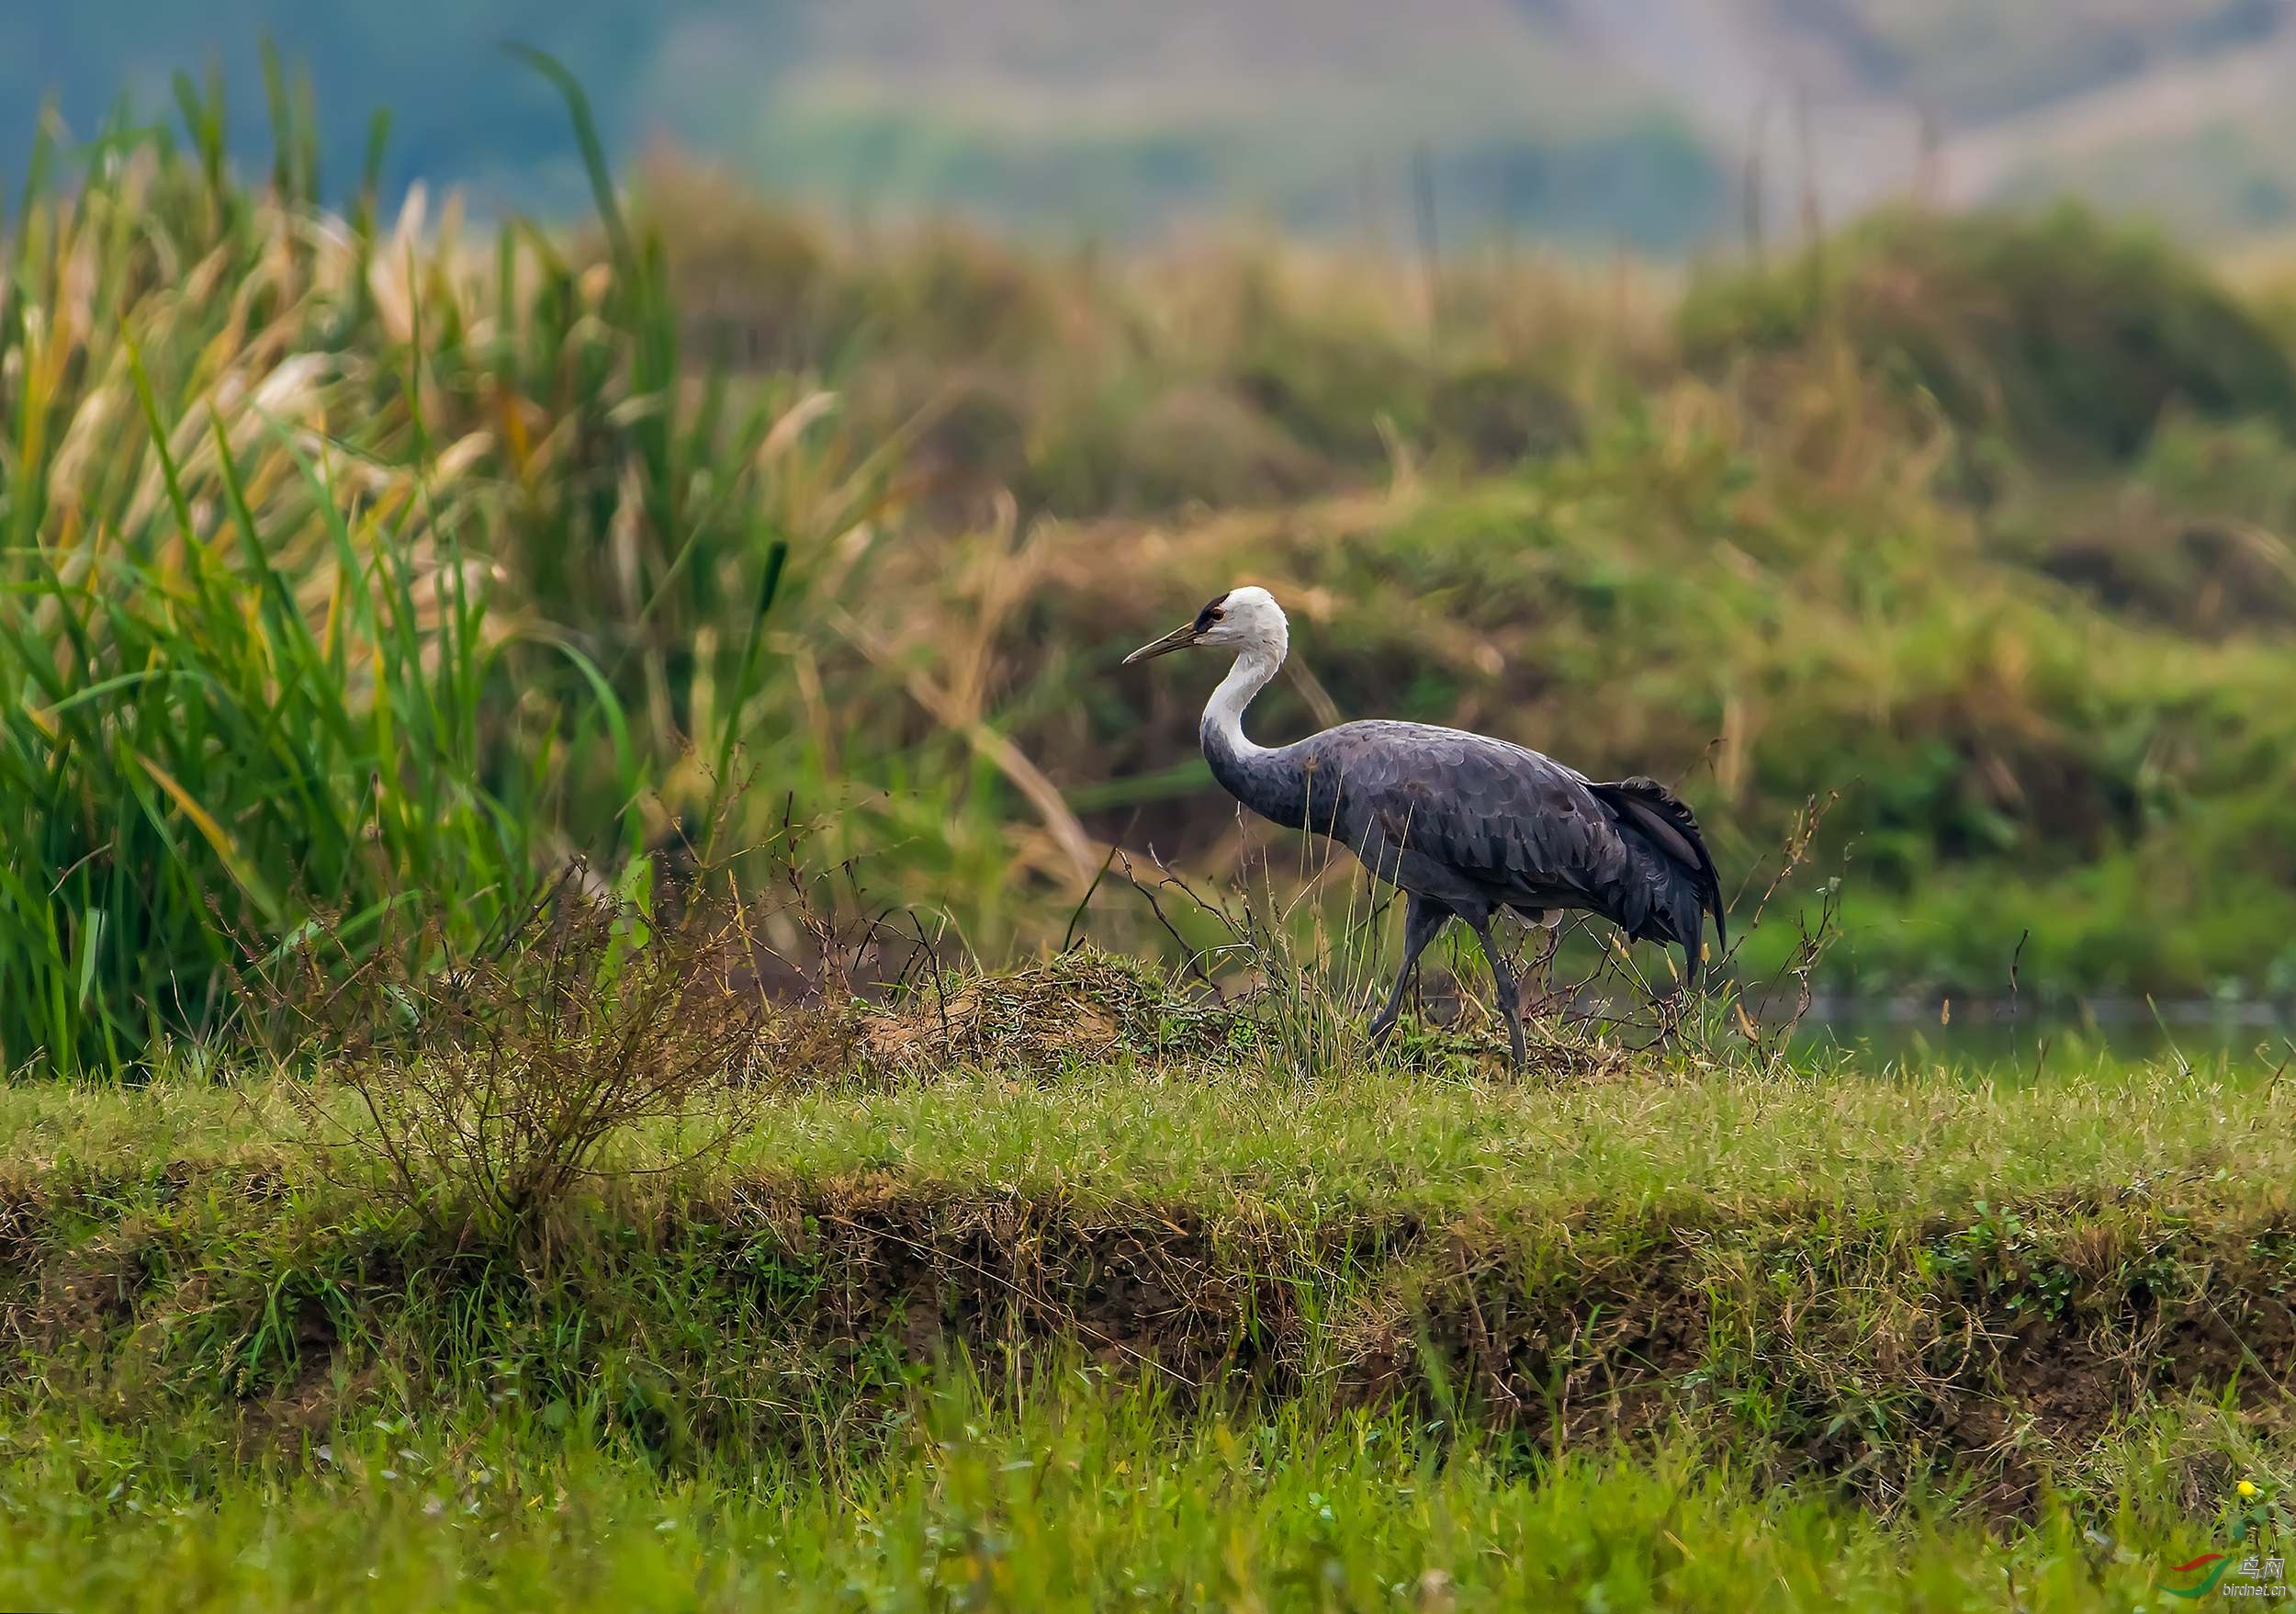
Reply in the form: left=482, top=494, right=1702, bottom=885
left=1367, top=892, right=1450, bottom=1045
left=1518, top=907, right=1561, bottom=1014
left=1467, top=915, right=1528, bottom=1071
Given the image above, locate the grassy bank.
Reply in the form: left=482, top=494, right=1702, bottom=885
left=8, top=1047, right=2292, bottom=1450
left=0, top=1043, right=2290, bottom=1608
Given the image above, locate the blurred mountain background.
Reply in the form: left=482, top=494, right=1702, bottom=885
left=15, top=0, right=2296, bottom=248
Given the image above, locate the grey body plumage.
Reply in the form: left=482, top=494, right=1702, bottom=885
left=1128, top=587, right=1726, bottom=1067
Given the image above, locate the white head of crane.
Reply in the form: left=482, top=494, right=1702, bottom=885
left=1120, top=586, right=1289, bottom=757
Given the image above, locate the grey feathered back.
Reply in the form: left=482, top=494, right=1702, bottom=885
left=1204, top=715, right=1723, bottom=965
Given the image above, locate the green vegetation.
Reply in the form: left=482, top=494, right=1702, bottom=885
left=0, top=73, right=811, bottom=1075
left=1, top=1036, right=2290, bottom=1609
left=5, top=68, right=2296, bottom=1607
left=12, top=73, right=2296, bottom=1076
left=1681, top=204, right=2296, bottom=464
left=0, top=1386, right=2280, bottom=1612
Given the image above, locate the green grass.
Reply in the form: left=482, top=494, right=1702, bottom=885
left=14, top=1044, right=2290, bottom=1221
left=1, top=1048, right=2291, bottom=1610
left=4, top=1048, right=2289, bottom=1461
left=0, top=1379, right=2281, bottom=1613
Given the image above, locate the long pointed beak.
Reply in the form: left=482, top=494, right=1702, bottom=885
left=1122, top=622, right=1202, bottom=664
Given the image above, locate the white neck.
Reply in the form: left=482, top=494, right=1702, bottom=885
left=1203, top=643, right=1283, bottom=757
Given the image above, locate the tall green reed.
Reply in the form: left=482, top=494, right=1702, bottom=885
left=0, top=54, right=832, bottom=1075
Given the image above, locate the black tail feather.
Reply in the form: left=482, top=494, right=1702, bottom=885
left=1589, top=777, right=1728, bottom=968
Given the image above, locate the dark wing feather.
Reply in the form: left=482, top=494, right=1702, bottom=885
left=1291, top=721, right=1628, bottom=904
left=1587, top=776, right=1728, bottom=953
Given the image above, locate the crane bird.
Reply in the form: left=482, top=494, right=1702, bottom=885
left=1124, top=586, right=1726, bottom=1067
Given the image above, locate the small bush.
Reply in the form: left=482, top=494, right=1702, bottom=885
left=276, top=866, right=771, bottom=1246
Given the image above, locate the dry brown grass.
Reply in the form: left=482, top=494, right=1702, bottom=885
left=266, top=870, right=777, bottom=1247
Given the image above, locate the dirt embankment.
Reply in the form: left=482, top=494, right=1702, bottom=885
left=2, top=1168, right=2289, bottom=1507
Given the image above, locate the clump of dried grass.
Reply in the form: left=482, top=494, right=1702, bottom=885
left=816, top=947, right=1246, bottom=1080
left=268, top=867, right=775, bottom=1247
